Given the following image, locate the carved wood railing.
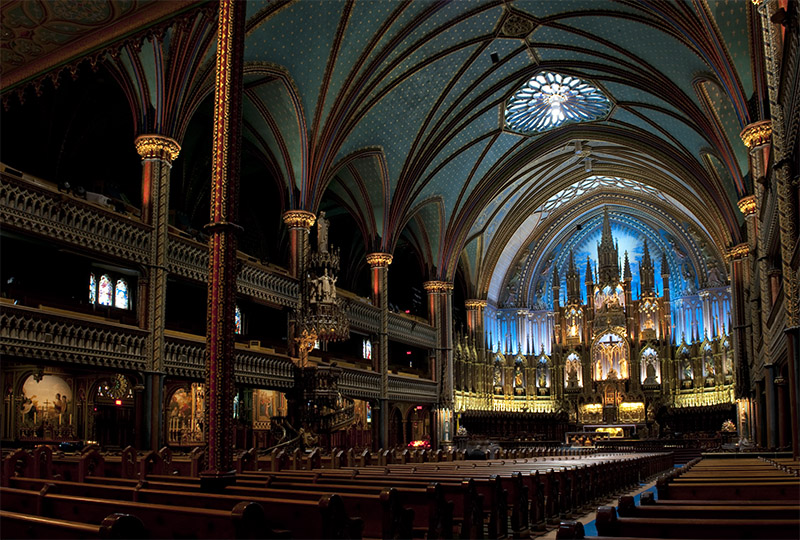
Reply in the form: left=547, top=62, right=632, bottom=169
left=388, top=312, right=436, bottom=348
left=0, top=304, right=148, bottom=371
left=1, top=172, right=437, bottom=349
left=388, top=375, right=438, bottom=403
left=0, top=172, right=151, bottom=264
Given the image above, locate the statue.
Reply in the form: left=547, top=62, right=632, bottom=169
left=317, top=211, right=329, bottom=253
left=566, top=362, right=579, bottom=388
left=514, top=365, right=524, bottom=387
left=643, top=361, right=657, bottom=384
left=537, top=365, right=547, bottom=388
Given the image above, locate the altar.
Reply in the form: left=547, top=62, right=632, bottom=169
left=567, top=424, right=638, bottom=447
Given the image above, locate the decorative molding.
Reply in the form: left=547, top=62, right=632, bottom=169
left=423, top=280, right=454, bottom=293
left=282, top=210, right=315, bottom=229
left=737, top=195, right=757, bottom=216
left=342, top=299, right=381, bottom=334
left=134, top=135, right=181, bottom=163
left=464, top=299, right=488, bottom=309
left=740, top=120, right=772, bottom=148
left=388, top=375, right=438, bottom=403
left=366, top=252, right=393, bottom=267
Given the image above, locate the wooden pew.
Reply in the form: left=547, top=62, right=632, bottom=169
left=616, top=494, right=800, bottom=520
left=0, top=486, right=297, bottom=539
left=594, top=505, right=800, bottom=539
left=8, top=476, right=414, bottom=540
left=0, top=510, right=147, bottom=539
left=656, top=477, right=800, bottom=501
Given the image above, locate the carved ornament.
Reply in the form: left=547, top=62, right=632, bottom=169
left=727, top=243, right=750, bottom=259
left=366, top=252, right=393, bottom=267
left=739, top=121, right=771, bottom=149
left=282, top=210, right=316, bottom=229
left=737, top=195, right=756, bottom=216
left=423, top=280, right=453, bottom=292
left=464, top=299, right=488, bottom=310
left=134, top=134, right=181, bottom=163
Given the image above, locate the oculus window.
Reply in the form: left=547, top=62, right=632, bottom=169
left=505, top=72, right=611, bottom=134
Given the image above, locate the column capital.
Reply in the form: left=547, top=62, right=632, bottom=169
left=737, top=195, right=757, bottom=216
left=464, top=299, right=488, bottom=309
left=366, top=252, right=393, bottom=267
left=739, top=121, right=771, bottom=149
left=727, top=243, right=750, bottom=260
left=282, top=210, right=316, bottom=229
left=423, top=280, right=453, bottom=293
left=134, top=134, right=181, bottom=163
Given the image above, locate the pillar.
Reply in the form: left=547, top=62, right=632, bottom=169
left=765, top=364, right=778, bottom=449
left=283, top=211, right=315, bottom=358
left=367, top=252, right=392, bottom=449
left=135, top=134, right=180, bottom=451
left=202, top=0, right=245, bottom=489
left=775, top=374, right=788, bottom=449
left=728, top=243, right=750, bottom=401
left=424, top=280, right=454, bottom=446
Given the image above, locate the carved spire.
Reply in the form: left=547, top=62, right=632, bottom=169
left=660, top=251, right=669, bottom=275
left=640, top=239, right=655, bottom=293
left=597, top=207, right=620, bottom=285
left=585, top=256, right=593, bottom=285
left=552, top=266, right=560, bottom=309
left=623, top=250, right=632, bottom=280
left=566, top=250, right=581, bottom=302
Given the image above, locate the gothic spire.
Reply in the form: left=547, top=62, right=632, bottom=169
left=640, top=239, right=655, bottom=293
left=567, top=250, right=581, bottom=302
left=623, top=250, right=632, bottom=280
left=597, top=207, right=620, bottom=285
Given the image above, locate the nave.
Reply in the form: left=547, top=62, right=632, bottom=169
left=2, top=445, right=798, bottom=539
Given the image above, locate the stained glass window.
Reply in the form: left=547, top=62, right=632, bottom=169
left=505, top=72, right=611, bottom=134
left=89, top=273, right=96, bottom=304
left=235, top=305, right=242, bottom=334
left=363, top=339, right=372, bottom=360
left=98, top=275, right=112, bottom=306
left=114, top=279, right=129, bottom=309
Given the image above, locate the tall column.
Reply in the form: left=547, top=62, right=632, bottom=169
left=282, top=211, right=315, bottom=279
left=765, top=364, right=778, bottom=449
left=283, top=211, right=315, bottom=358
left=202, top=0, right=245, bottom=489
left=728, top=244, right=751, bottom=401
left=366, top=252, right=392, bottom=449
left=464, top=300, right=487, bottom=340
left=135, top=134, right=180, bottom=451
left=775, top=374, right=788, bottom=448
left=424, top=280, right=454, bottom=446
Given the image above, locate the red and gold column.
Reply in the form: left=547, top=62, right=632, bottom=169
left=366, top=252, right=392, bottom=449
left=464, top=299, right=487, bottom=339
left=203, top=0, right=245, bottom=487
left=282, top=211, right=316, bottom=279
left=135, top=134, right=180, bottom=451
left=424, top=280, right=454, bottom=446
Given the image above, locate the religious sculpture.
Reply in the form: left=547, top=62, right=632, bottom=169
left=317, top=211, right=329, bottom=253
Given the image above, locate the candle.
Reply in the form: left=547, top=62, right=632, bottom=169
left=69, top=413, right=73, bottom=425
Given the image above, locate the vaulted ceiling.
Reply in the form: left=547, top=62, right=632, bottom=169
left=1, top=0, right=764, bottom=305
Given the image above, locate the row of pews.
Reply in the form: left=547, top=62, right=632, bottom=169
left=557, top=457, right=800, bottom=539
left=0, top=445, right=672, bottom=539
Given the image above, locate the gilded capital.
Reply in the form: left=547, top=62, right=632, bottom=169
left=134, top=134, right=181, bottom=163
left=423, top=280, right=453, bottom=292
left=366, top=252, right=393, bottom=267
left=740, top=121, right=771, bottom=149
left=282, top=210, right=316, bottom=229
left=464, top=299, right=488, bottom=309
left=737, top=195, right=757, bottom=216
left=727, top=243, right=750, bottom=260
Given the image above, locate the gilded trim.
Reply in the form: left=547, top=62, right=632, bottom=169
left=737, top=195, right=757, bottom=216
left=135, top=135, right=181, bottom=163
left=366, top=252, right=393, bottom=267
left=727, top=243, right=750, bottom=259
left=464, top=299, right=488, bottom=309
left=282, top=210, right=316, bottom=229
left=423, top=280, right=454, bottom=292
left=740, top=121, right=772, bottom=148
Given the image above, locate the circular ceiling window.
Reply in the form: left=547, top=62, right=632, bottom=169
left=505, top=72, right=612, bottom=134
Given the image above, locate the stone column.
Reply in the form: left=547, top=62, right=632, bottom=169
left=282, top=211, right=315, bottom=280
left=775, top=374, right=788, bottom=449
left=135, top=134, right=180, bottom=451
left=283, top=211, right=315, bottom=358
left=202, top=0, right=245, bottom=489
left=464, top=299, right=486, bottom=340
left=366, top=252, right=392, bottom=449
left=424, top=281, right=454, bottom=446
left=765, top=364, right=778, bottom=449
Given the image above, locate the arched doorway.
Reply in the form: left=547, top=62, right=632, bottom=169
left=91, top=374, right=134, bottom=449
